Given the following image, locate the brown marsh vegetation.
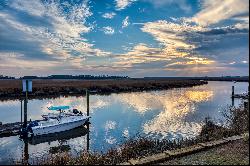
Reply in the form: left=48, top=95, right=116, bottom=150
left=0, top=79, right=207, bottom=100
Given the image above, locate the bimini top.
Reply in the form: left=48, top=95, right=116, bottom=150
left=48, top=106, right=70, bottom=111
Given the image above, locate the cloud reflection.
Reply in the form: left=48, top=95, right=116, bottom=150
left=116, top=89, right=213, bottom=139
left=40, top=96, right=109, bottom=115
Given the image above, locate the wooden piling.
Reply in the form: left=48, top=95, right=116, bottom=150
left=232, top=85, right=234, bottom=96
left=86, top=89, right=90, bottom=152
left=21, top=100, right=22, bottom=125
left=232, top=97, right=235, bottom=106
left=86, top=89, right=89, bottom=116
left=244, top=102, right=249, bottom=110
left=231, top=85, right=235, bottom=106
left=23, top=138, right=29, bottom=165
left=87, top=122, right=90, bottom=152
left=248, top=86, right=249, bottom=96
left=23, top=80, right=28, bottom=128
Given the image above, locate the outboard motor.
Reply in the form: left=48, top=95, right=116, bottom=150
left=20, top=121, right=38, bottom=137
left=27, top=121, right=38, bottom=133
left=73, top=109, right=79, bottom=114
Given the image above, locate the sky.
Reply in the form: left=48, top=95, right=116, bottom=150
left=0, top=0, right=249, bottom=77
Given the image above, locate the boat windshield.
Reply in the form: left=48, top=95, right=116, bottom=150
left=48, top=106, right=70, bottom=111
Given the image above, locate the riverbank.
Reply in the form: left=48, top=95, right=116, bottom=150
left=0, top=79, right=207, bottom=101
left=120, top=133, right=248, bottom=165
left=160, top=138, right=249, bottom=165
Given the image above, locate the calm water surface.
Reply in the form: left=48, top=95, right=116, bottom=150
left=0, top=81, right=248, bottom=164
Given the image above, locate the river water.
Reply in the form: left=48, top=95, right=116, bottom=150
left=0, top=81, right=248, bottom=164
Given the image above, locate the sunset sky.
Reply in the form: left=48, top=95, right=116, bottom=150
left=0, top=0, right=249, bottom=77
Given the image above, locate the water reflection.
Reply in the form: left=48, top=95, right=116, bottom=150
left=19, top=123, right=90, bottom=164
left=119, top=90, right=214, bottom=139
left=27, top=126, right=88, bottom=145
left=0, top=81, right=248, bottom=164
left=40, top=97, right=109, bottom=115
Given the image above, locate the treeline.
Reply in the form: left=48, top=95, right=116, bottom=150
left=1, top=75, right=129, bottom=80
left=144, top=76, right=249, bottom=82
left=0, top=75, right=15, bottom=79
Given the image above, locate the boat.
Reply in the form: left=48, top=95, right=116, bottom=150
left=22, top=106, right=90, bottom=137
left=41, top=106, right=83, bottom=120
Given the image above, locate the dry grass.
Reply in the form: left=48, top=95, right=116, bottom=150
left=200, top=102, right=249, bottom=141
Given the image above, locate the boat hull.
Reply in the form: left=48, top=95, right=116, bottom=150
left=31, top=117, right=89, bottom=136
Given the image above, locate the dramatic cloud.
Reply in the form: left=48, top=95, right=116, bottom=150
left=115, top=0, right=137, bottom=10
left=114, top=15, right=248, bottom=75
left=191, top=0, right=249, bottom=26
left=0, top=0, right=248, bottom=77
left=0, top=0, right=111, bottom=74
left=102, top=26, right=115, bottom=35
left=102, top=12, right=116, bottom=19
left=141, top=20, right=205, bottom=56
left=122, top=16, right=130, bottom=28
left=115, top=43, right=166, bottom=65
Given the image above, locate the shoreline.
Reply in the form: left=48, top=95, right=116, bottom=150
left=0, top=79, right=208, bottom=101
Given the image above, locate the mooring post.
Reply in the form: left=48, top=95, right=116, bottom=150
left=231, top=85, right=235, bottom=106
left=23, top=138, right=29, bottom=165
left=86, top=89, right=89, bottom=116
left=244, top=102, right=248, bottom=110
left=21, top=99, right=23, bottom=125
left=87, top=122, right=90, bottom=152
left=232, top=85, right=234, bottom=97
left=85, top=89, right=90, bottom=152
left=248, top=86, right=249, bottom=98
left=23, top=80, right=28, bottom=128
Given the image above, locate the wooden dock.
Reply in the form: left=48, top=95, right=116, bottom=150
left=0, top=120, right=44, bottom=138
left=0, top=122, right=21, bottom=138
left=231, top=85, right=249, bottom=100
left=232, top=94, right=249, bottom=99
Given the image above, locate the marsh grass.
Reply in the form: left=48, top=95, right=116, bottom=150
left=0, top=79, right=207, bottom=101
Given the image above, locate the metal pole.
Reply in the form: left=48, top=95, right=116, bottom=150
left=86, top=89, right=89, bottom=116
left=23, top=80, right=28, bottom=128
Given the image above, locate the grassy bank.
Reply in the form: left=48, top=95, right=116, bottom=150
left=162, top=139, right=249, bottom=165
left=15, top=101, right=249, bottom=165
left=0, top=79, right=207, bottom=100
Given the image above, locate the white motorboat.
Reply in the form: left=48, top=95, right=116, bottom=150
left=41, top=106, right=83, bottom=120
left=24, top=106, right=90, bottom=136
